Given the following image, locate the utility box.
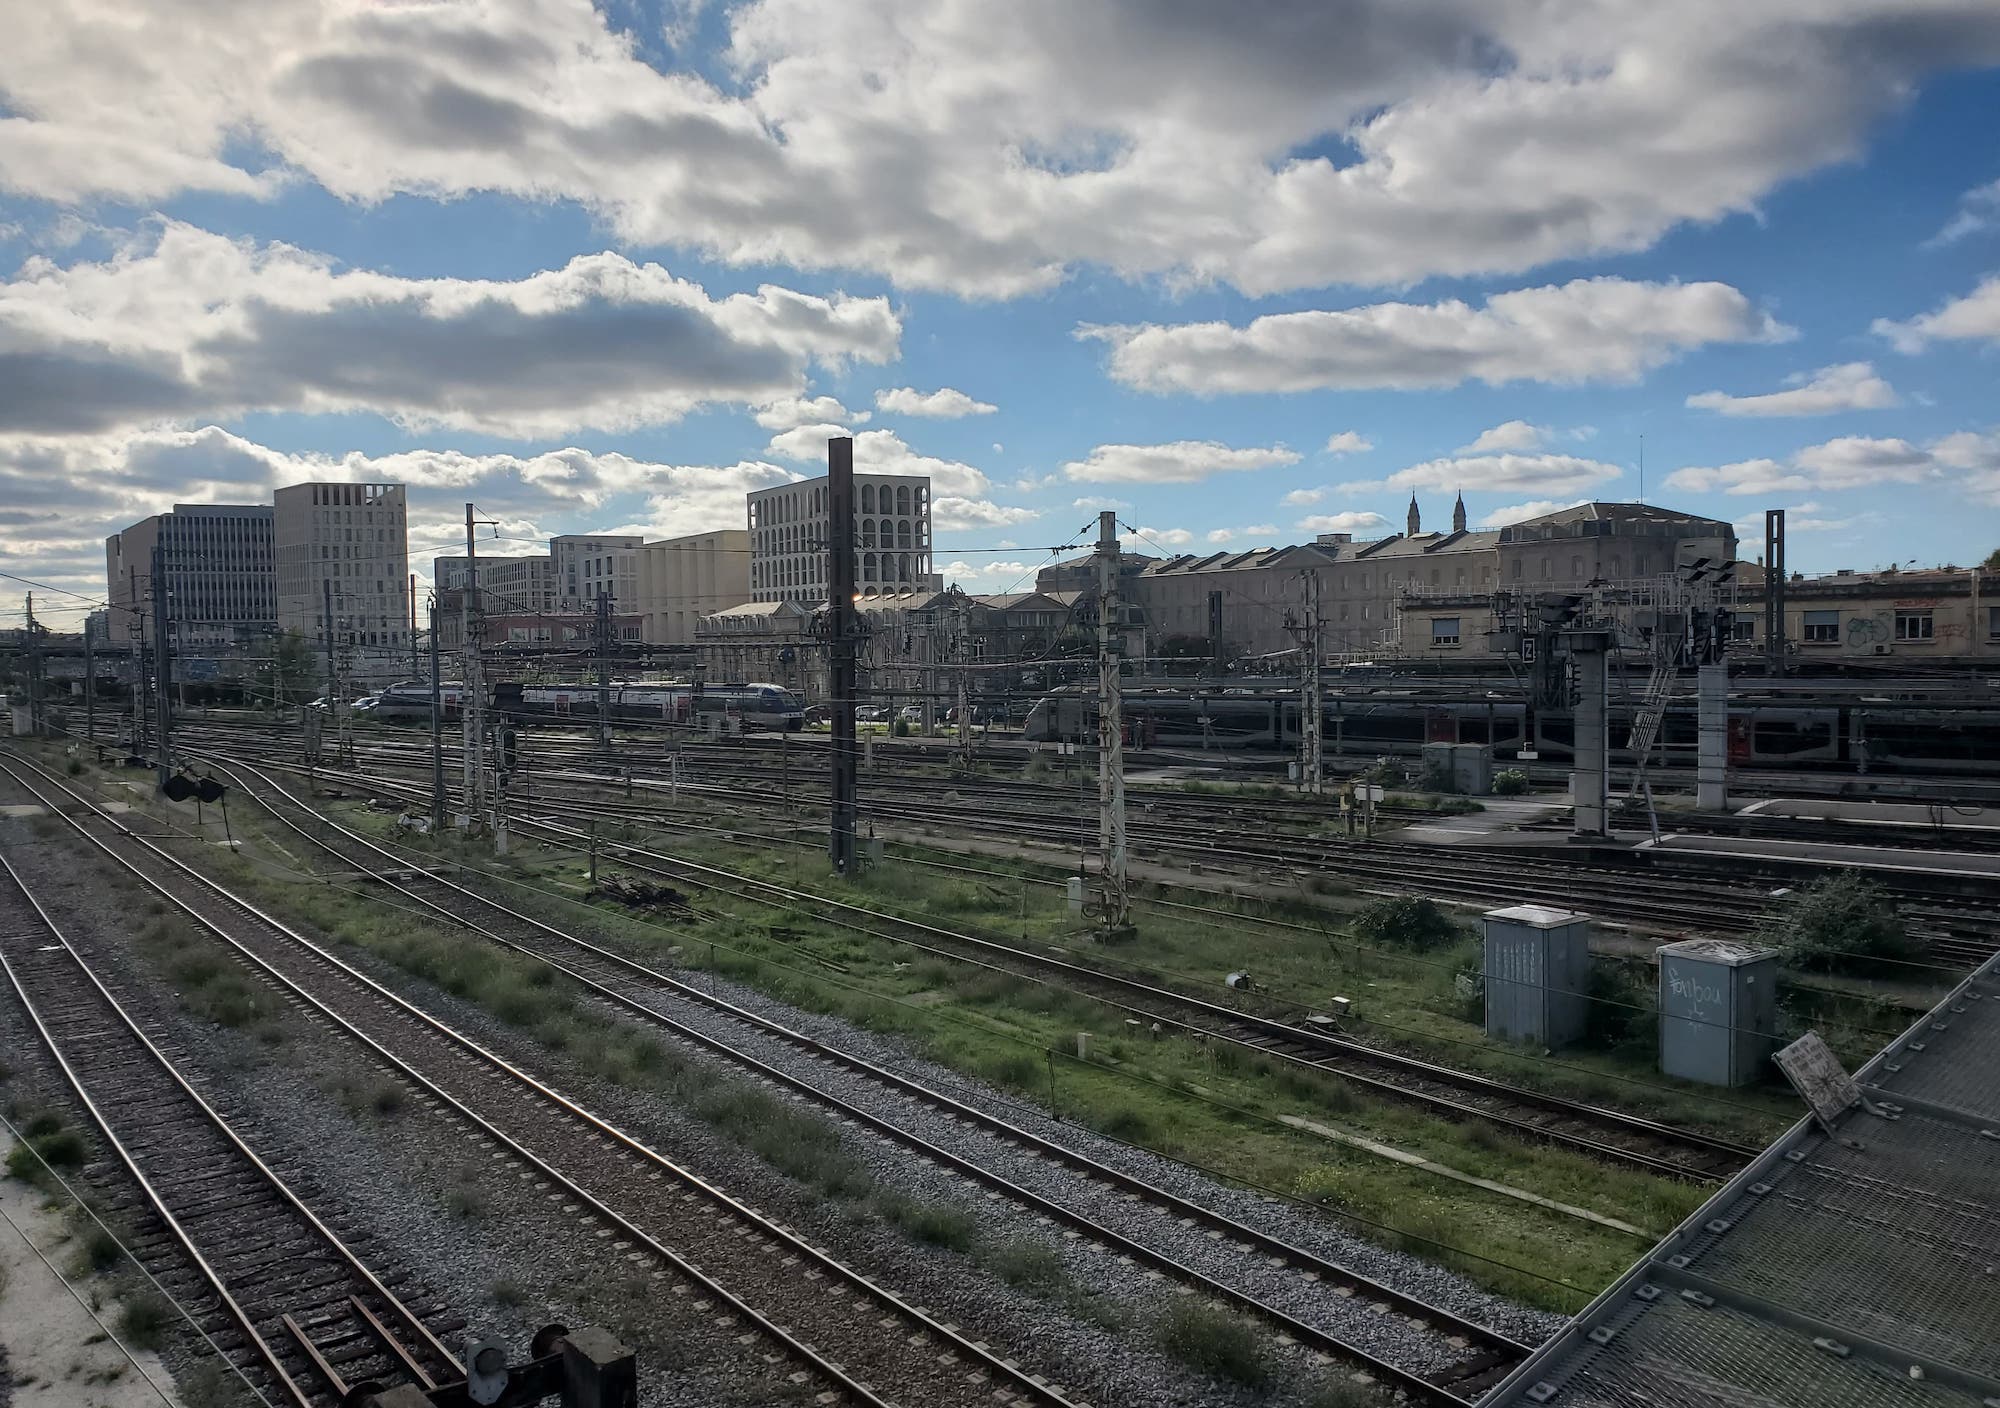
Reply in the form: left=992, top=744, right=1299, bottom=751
left=1450, top=743, right=1493, bottom=795
left=1658, top=939, right=1780, bottom=1087
left=1482, top=905, right=1593, bottom=1048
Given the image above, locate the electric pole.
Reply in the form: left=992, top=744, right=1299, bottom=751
left=152, top=538, right=172, bottom=786
left=24, top=594, right=45, bottom=738
left=595, top=588, right=613, bottom=754
left=408, top=571, right=420, bottom=682
left=953, top=590, right=973, bottom=773
left=129, top=566, right=149, bottom=756
left=1287, top=570, right=1325, bottom=796
left=461, top=503, right=487, bottom=826
left=321, top=576, right=340, bottom=767
left=429, top=598, right=445, bottom=829
left=827, top=437, right=859, bottom=876
left=1095, top=510, right=1129, bottom=930
left=83, top=607, right=95, bottom=745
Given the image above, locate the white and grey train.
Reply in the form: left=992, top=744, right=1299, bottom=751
left=1021, top=688, right=2000, bottom=776
left=370, top=680, right=806, bottom=731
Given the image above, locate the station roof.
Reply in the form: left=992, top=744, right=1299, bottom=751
left=1485, top=950, right=2000, bottom=1407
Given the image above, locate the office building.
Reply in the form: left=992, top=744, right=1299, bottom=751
left=748, top=472, right=934, bottom=604
left=105, top=504, right=275, bottom=652
left=273, top=482, right=412, bottom=682
left=635, top=529, right=750, bottom=645
left=551, top=534, right=642, bottom=612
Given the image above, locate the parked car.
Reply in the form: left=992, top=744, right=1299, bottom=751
left=351, top=694, right=382, bottom=713
left=898, top=704, right=926, bottom=723
left=856, top=705, right=889, bottom=723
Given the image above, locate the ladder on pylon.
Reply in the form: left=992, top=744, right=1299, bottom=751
left=1624, top=653, right=1677, bottom=840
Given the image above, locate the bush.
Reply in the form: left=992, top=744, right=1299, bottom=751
left=1758, top=872, right=1914, bottom=973
left=1351, top=896, right=1460, bottom=952
left=1415, top=761, right=1459, bottom=794
left=1154, top=1300, right=1269, bottom=1389
left=1582, top=961, right=1653, bottom=1052
left=1492, top=769, right=1529, bottom=796
left=116, top=1289, right=173, bottom=1349
left=989, top=1237, right=1068, bottom=1296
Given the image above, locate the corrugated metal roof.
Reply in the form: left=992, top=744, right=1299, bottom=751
left=1485, top=950, right=2000, bottom=1407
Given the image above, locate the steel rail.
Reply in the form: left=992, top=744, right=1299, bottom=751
left=216, top=757, right=1533, bottom=1404
left=0, top=755, right=1072, bottom=1408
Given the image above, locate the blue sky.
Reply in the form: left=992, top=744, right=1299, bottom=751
left=3, top=1, right=1999, bottom=628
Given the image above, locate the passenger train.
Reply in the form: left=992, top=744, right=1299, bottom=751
left=1021, top=689, right=2000, bottom=776
left=369, top=680, right=806, bottom=731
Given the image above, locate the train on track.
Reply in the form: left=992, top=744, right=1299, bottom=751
left=1022, top=688, right=2000, bottom=775
left=369, top=679, right=807, bottom=731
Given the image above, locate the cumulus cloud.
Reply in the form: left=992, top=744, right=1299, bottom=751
left=1667, top=433, right=1965, bottom=497
left=1685, top=362, right=1899, bottom=417
left=0, top=423, right=801, bottom=613
left=755, top=395, right=869, bottom=430
left=1478, top=499, right=1590, bottom=529
left=1124, top=526, right=1194, bottom=549
left=1323, top=431, right=1372, bottom=456
left=1062, top=440, right=1300, bottom=484
left=1344, top=453, right=1622, bottom=497
left=1082, top=279, right=1788, bottom=395
left=1457, top=420, right=1548, bottom=453
left=1205, top=529, right=1234, bottom=544
left=874, top=386, right=997, bottom=418
left=1298, top=512, right=1389, bottom=534
left=1874, top=275, right=2000, bottom=351
left=0, top=222, right=900, bottom=439
left=1071, top=496, right=1130, bottom=510
left=761, top=422, right=1044, bottom=531
left=933, top=497, right=1040, bottom=531
left=7, top=2, right=1999, bottom=296
left=1244, top=524, right=1278, bottom=537
left=1281, top=488, right=1325, bottom=507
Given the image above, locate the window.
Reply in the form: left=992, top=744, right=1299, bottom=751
left=1733, top=617, right=1755, bottom=642
left=1802, top=609, right=1839, bottom=644
left=1431, top=617, right=1461, bottom=648
left=1895, top=609, right=1934, bottom=641
left=1987, top=604, right=2000, bottom=640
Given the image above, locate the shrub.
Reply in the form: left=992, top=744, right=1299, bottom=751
left=116, top=1289, right=173, bottom=1349
left=1758, top=872, right=1914, bottom=973
left=1351, top=896, right=1460, bottom=951
left=879, top=1195, right=976, bottom=1251
left=1155, top=1300, right=1269, bottom=1389
left=1582, top=961, right=1653, bottom=1052
left=1492, top=769, right=1529, bottom=796
left=989, top=1237, right=1068, bottom=1296
left=1415, top=761, right=1459, bottom=794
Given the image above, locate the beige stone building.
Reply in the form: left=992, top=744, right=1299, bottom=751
left=634, top=529, right=750, bottom=645
left=273, top=481, right=411, bottom=683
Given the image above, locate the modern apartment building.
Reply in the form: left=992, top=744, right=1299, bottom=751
left=104, top=504, right=275, bottom=651
left=747, top=472, right=934, bottom=604
left=273, top=482, right=412, bottom=682
left=551, top=534, right=642, bottom=612
left=634, top=529, right=750, bottom=645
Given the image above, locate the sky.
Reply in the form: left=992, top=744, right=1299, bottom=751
left=4, top=0, right=2000, bottom=633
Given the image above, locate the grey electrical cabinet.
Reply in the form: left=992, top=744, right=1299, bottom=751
left=1658, top=938, right=1780, bottom=1087
left=1482, top=905, right=1593, bottom=1049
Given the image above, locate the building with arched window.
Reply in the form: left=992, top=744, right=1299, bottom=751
left=747, top=472, right=936, bottom=604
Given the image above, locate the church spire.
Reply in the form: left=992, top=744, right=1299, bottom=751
left=1406, top=493, right=1421, bottom=537
left=1452, top=489, right=1467, bottom=534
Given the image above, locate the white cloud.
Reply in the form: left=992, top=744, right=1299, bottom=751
left=874, top=386, right=998, bottom=418
left=755, top=395, right=869, bottom=430
left=1243, top=523, right=1278, bottom=537
left=1082, top=279, right=1789, bottom=395
left=1730, top=503, right=1875, bottom=534
left=1071, top=496, right=1130, bottom=510
left=0, top=222, right=900, bottom=439
left=1124, top=526, right=1195, bottom=549
left=1685, top=362, right=1899, bottom=417
left=0, top=424, right=799, bottom=613
left=1297, top=511, right=1389, bottom=534
left=7, top=2, right=1998, bottom=296
left=1062, top=440, right=1300, bottom=484
left=1281, top=488, right=1325, bottom=507
left=1478, top=499, right=1590, bottom=529
left=765, top=425, right=990, bottom=497
left=933, top=497, right=1040, bottom=531
left=1205, top=528, right=1234, bottom=544
left=1668, top=433, right=1967, bottom=497
left=1457, top=420, right=1548, bottom=454
left=1323, top=431, right=1372, bottom=456
left=1346, top=453, right=1622, bottom=497
left=1929, top=178, right=2000, bottom=246
left=1875, top=275, right=2000, bottom=351
left=941, top=559, right=1037, bottom=585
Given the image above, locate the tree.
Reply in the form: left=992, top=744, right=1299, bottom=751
left=272, top=629, right=316, bottom=705
left=1984, top=546, right=2000, bottom=570
left=1352, top=896, right=1461, bottom=951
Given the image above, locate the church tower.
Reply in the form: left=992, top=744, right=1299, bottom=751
left=1406, top=493, right=1421, bottom=537
left=1452, top=490, right=1467, bottom=534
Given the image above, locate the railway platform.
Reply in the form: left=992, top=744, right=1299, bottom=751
left=1638, top=832, right=2000, bottom=888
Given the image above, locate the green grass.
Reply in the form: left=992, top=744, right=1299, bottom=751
left=1154, top=1299, right=1270, bottom=1389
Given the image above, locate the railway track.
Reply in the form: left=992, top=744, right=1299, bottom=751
left=209, top=756, right=1540, bottom=1403
left=193, top=747, right=1760, bottom=1184
left=0, top=755, right=1092, bottom=1408
left=0, top=850, right=466, bottom=1407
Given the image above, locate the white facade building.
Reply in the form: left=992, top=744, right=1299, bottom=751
left=635, top=529, right=750, bottom=644
left=274, top=482, right=412, bottom=682
left=551, top=534, right=642, bottom=612
left=747, top=473, right=934, bottom=604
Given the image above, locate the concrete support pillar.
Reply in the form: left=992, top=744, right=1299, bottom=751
left=1696, top=662, right=1728, bottom=812
left=1569, top=638, right=1609, bottom=838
